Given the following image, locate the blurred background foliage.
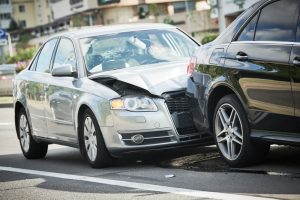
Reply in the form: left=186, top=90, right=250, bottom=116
left=6, top=46, right=38, bottom=65
left=201, top=34, right=218, bottom=44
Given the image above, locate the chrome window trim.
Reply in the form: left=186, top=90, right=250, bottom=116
left=292, top=42, right=300, bottom=46
left=231, top=41, right=295, bottom=46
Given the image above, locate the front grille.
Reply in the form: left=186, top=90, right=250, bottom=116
left=164, top=91, right=199, bottom=137
left=177, top=126, right=199, bottom=135
left=165, top=94, right=190, bottom=113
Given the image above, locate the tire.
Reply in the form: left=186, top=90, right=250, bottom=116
left=79, top=108, right=112, bottom=168
left=212, top=94, right=270, bottom=167
left=17, top=108, right=48, bottom=159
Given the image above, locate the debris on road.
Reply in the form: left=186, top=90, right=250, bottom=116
left=164, top=174, right=176, bottom=178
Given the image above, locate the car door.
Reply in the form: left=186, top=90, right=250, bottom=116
left=224, top=0, right=299, bottom=133
left=290, top=11, right=300, bottom=133
left=26, top=38, right=58, bottom=137
left=44, top=37, right=78, bottom=143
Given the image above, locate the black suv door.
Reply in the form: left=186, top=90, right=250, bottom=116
left=290, top=11, right=300, bottom=133
left=224, top=0, right=299, bottom=133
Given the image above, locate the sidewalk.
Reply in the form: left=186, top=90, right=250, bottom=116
left=0, top=96, right=13, bottom=108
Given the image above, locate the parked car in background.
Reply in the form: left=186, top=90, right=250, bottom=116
left=186, top=0, right=300, bottom=167
left=0, top=64, right=16, bottom=96
left=14, top=24, right=213, bottom=168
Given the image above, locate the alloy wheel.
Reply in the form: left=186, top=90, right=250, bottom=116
left=19, top=114, right=30, bottom=152
left=84, top=116, right=98, bottom=162
left=215, top=103, right=243, bottom=160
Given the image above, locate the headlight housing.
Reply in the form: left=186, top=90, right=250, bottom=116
left=110, top=96, right=158, bottom=112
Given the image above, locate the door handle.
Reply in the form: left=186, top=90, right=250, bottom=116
left=236, top=52, right=248, bottom=61
left=293, top=58, right=300, bottom=66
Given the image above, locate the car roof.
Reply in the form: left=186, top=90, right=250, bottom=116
left=51, top=23, right=177, bottom=40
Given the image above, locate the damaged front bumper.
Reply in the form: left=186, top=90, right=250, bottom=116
left=101, top=91, right=213, bottom=156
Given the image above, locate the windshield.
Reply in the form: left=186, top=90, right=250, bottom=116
left=79, top=29, right=198, bottom=75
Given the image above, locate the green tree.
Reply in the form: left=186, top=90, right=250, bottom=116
left=163, top=16, right=174, bottom=25
left=8, top=19, right=19, bottom=31
left=201, top=34, right=218, bottom=44
left=149, top=4, right=160, bottom=22
left=16, top=34, right=31, bottom=50
left=72, top=15, right=86, bottom=27
left=138, top=7, right=148, bottom=19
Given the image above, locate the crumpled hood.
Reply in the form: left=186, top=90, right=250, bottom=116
left=89, top=60, right=189, bottom=96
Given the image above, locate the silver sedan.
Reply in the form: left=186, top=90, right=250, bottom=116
left=13, top=24, right=213, bottom=168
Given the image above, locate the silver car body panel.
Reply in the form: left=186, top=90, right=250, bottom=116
left=14, top=24, right=212, bottom=156
left=89, top=60, right=189, bottom=96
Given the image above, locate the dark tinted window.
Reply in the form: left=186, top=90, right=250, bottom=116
left=35, top=39, right=58, bottom=73
left=297, top=13, right=300, bottom=42
left=216, top=2, right=260, bottom=44
left=238, top=12, right=259, bottom=41
left=255, top=0, right=299, bottom=42
left=53, top=38, right=76, bottom=70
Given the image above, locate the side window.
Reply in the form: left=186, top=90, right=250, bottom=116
left=255, top=0, right=299, bottom=42
left=52, top=38, right=76, bottom=70
left=35, top=39, right=58, bottom=73
left=28, top=50, right=40, bottom=71
left=237, top=12, right=259, bottom=41
left=297, top=11, right=300, bottom=42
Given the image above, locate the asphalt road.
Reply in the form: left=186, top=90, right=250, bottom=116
left=0, top=107, right=300, bottom=200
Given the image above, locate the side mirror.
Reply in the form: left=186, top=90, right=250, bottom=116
left=51, top=64, right=78, bottom=78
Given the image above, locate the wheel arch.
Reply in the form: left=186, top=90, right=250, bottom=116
left=14, top=101, right=26, bottom=139
left=207, top=83, right=248, bottom=132
left=76, top=102, right=111, bottom=152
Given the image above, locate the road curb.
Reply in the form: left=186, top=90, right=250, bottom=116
left=0, top=103, right=13, bottom=108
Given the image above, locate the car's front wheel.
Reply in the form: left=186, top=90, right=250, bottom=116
left=79, top=108, right=112, bottom=168
left=17, top=108, right=48, bottom=159
left=213, top=95, right=269, bottom=167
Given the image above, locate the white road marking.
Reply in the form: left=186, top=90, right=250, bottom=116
left=0, top=166, right=275, bottom=200
left=0, top=123, right=13, bottom=126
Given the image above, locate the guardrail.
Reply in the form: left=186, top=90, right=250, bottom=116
left=0, top=64, right=16, bottom=97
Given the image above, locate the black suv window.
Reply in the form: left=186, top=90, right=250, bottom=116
left=255, top=0, right=299, bottom=42
left=238, top=12, right=259, bottom=41
left=52, top=38, right=76, bottom=71
left=297, top=12, right=300, bottom=42
left=35, top=39, right=58, bottom=73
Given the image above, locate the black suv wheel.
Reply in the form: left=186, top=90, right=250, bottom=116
left=213, top=95, right=270, bottom=167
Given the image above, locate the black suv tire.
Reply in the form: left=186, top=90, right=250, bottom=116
left=213, top=95, right=270, bottom=167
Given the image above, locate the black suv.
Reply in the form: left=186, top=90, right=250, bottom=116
left=187, top=0, right=300, bottom=167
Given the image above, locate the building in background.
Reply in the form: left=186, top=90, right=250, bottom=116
left=209, top=0, right=259, bottom=32
left=11, top=0, right=53, bottom=29
left=0, top=0, right=13, bottom=29
left=34, top=0, right=53, bottom=26
left=222, top=0, right=259, bottom=25
left=9, top=0, right=218, bottom=44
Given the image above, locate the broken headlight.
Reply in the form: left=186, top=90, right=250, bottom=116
left=110, top=96, right=158, bottom=112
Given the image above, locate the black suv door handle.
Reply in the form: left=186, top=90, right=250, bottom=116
left=293, top=58, right=300, bottom=66
left=236, top=52, right=248, bottom=61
